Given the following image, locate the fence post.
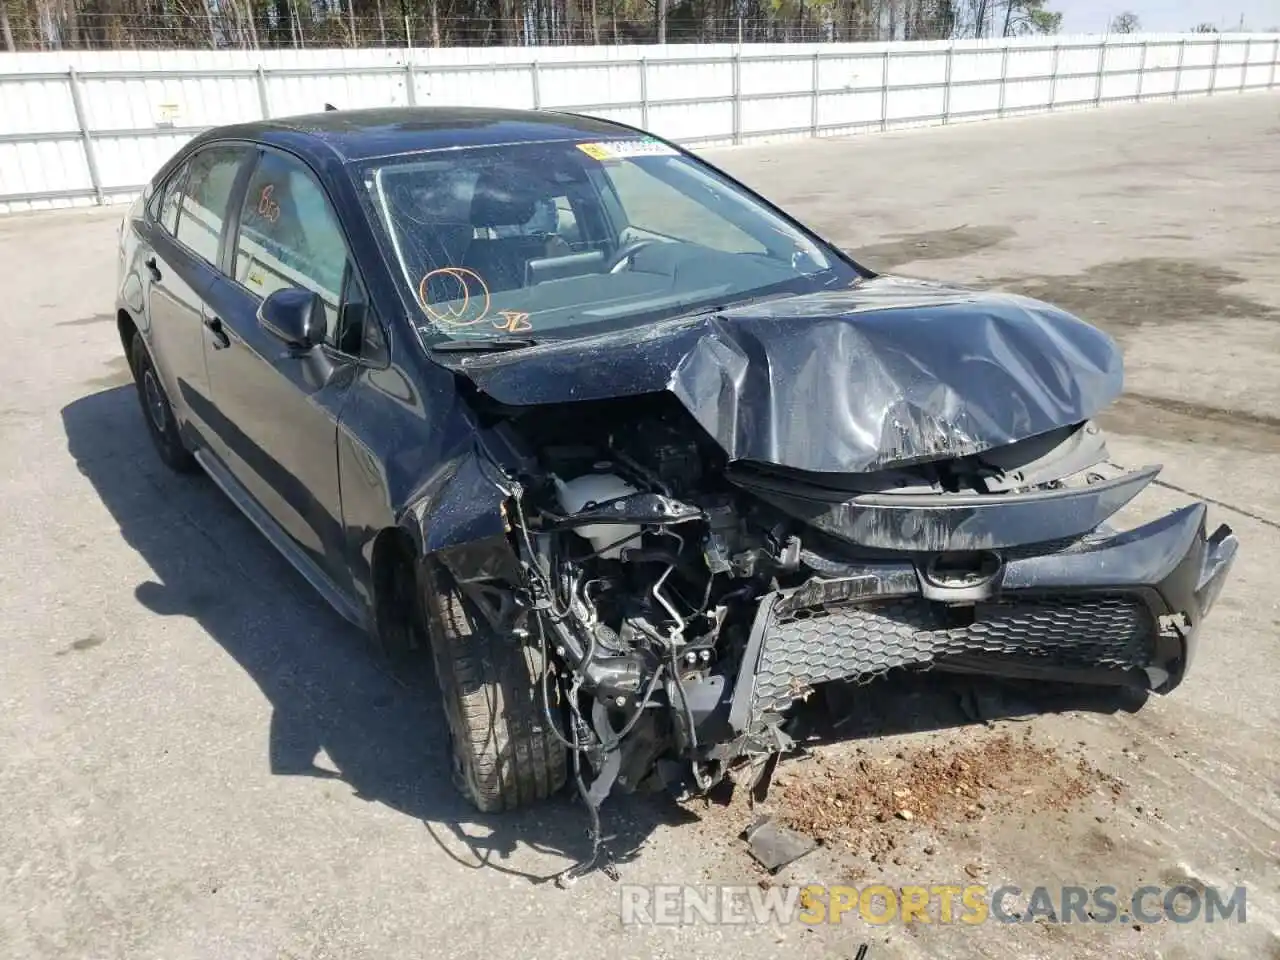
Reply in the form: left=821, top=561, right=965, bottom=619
left=256, top=65, right=271, bottom=118
left=1240, top=38, right=1250, bottom=92
left=1272, top=38, right=1279, bottom=88
left=404, top=62, right=417, bottom=106
left=732, top=50, right=742, bottom=145
left=996, top=44, right=1010, bottom=118
left=1047, top=42, right=1060, bottom=111
left=941, top=41, right=954, bottom=124
left=67, top=68, right=104, bottom=206
left=809, top=51, right=820, bottom=138
left=639, top=57, right=649, bottom=129
left=531, top=60, right=541, bottom=110
left=1136, top=40, right=1148, bottom=101
left=1208, top=34, right=1221, bottom=94
left=1173, top=38, right=1186, bottom=98
left=879, top=48, right=890, bottom=132
left=1095, top=40, right=1106, bottom=107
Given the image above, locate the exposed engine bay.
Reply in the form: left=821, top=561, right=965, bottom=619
left=438, top=385, right=1237, bottom=882
left=511, top=399, right=819, bottom=795
left=419, top=282, right=1239, bottom=884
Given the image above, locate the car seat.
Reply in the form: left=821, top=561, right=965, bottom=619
left=463, top=168, right=571, bottom=293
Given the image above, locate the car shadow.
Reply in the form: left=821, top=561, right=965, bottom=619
left=62, top=385, right=694, bottom=885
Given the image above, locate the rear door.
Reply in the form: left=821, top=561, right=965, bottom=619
left=140, top=144, right=255, bottom=443
left=201, top=146, right=366, bottom=592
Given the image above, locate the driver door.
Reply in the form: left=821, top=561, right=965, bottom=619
left=201, top=146, right=366, bottom=594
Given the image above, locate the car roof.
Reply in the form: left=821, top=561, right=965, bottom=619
left=198, top=106, right=639, bottom=164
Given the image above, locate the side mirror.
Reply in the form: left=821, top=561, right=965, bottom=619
left=258, top=287, right=326, bottom=350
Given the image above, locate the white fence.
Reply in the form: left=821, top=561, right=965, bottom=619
left=1, top=33, right=1278, bottom=214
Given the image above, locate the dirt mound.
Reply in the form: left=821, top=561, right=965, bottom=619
left=765, top=729, right=1112, bottom=861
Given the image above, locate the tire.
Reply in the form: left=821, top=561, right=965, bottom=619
left=372, top=541, right=428, bottom=662
left=423, top=563, right=568, bottom=813
left=129, top=332, right=197, bottom=474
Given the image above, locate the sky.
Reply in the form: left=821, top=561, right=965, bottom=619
left=1058, top=0, right=1280, bottom=33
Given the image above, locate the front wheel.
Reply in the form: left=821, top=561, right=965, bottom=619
left=129, top=332, right=196, bottom=474
left=423, top=564, right=568, bottom=813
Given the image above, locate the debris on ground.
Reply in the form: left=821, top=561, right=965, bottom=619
left=687, top=725, right=1123, bottom=873
left=740, top=815, right=819, bottom=873
left=778, top=730, right=1100, bottom=833
left=769, top=728, right=1112, bottom=862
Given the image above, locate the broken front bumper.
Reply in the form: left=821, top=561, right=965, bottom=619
left=721, top=501, right=1238, bottom=738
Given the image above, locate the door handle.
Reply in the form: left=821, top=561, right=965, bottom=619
left=203, top=314, right=231, bottom=350
left=144, top=256, right=162, bottom=282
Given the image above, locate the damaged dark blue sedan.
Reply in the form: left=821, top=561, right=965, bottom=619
left=114, top=106, right=1238, bottom=853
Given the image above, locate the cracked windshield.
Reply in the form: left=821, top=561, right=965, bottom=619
left=361, top=137, right=856, bottom=342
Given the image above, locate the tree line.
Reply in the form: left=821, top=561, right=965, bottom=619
left=1, top=0, right=1068, bottom=51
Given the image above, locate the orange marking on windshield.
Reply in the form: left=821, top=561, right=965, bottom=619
left=493, top=310, right=532, bottom=333
left=418, top=266, right=492, bottom=328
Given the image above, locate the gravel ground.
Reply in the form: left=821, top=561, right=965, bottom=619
left=1, top=92, right=1278, bottom=960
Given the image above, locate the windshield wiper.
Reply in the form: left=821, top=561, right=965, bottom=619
left=430, top=336, right=539, bottom=353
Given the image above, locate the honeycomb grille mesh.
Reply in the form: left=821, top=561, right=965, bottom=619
left=750, top=594, right=1155, bottom=723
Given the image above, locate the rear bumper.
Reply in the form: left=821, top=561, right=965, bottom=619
left=719, top=501, right=1238, bottom=740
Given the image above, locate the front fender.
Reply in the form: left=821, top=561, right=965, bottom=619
left=397, top=449, right=526, bottom=634
left=399, top=449, right=510, bottom=557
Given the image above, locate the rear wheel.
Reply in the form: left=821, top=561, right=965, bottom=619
left=423, top=563, right=568, bottom=813
left=129, top=332, right=196, bottom=474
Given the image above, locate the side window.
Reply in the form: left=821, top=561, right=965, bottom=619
left=554, top=196, right=581, bottom=245
left=604, top=161, right=766, bottom=255
left=175, top=146, right=248, bottom=265
left=156, top=166, right=185, bottom=236
left=234, top=150, right=349, bottom=345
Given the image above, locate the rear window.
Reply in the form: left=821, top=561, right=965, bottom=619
left=175, top=146, right=251, bottom=266
left=148, top=166, right=185, bottom=236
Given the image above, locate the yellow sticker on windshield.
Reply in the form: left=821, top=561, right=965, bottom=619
left=576, top=139, right=679, bottom=161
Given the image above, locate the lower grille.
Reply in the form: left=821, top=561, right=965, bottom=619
left=748, top=593, right=1155, bottom=725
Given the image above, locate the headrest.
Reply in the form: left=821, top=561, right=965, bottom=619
left=469, top=167, right=539, bottom=228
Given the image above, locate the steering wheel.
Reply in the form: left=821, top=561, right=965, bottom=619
left=605, top=238, right=659, bottom=274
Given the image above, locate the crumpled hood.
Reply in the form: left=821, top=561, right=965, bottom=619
left=441, top=275, right=1124, bottom=474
